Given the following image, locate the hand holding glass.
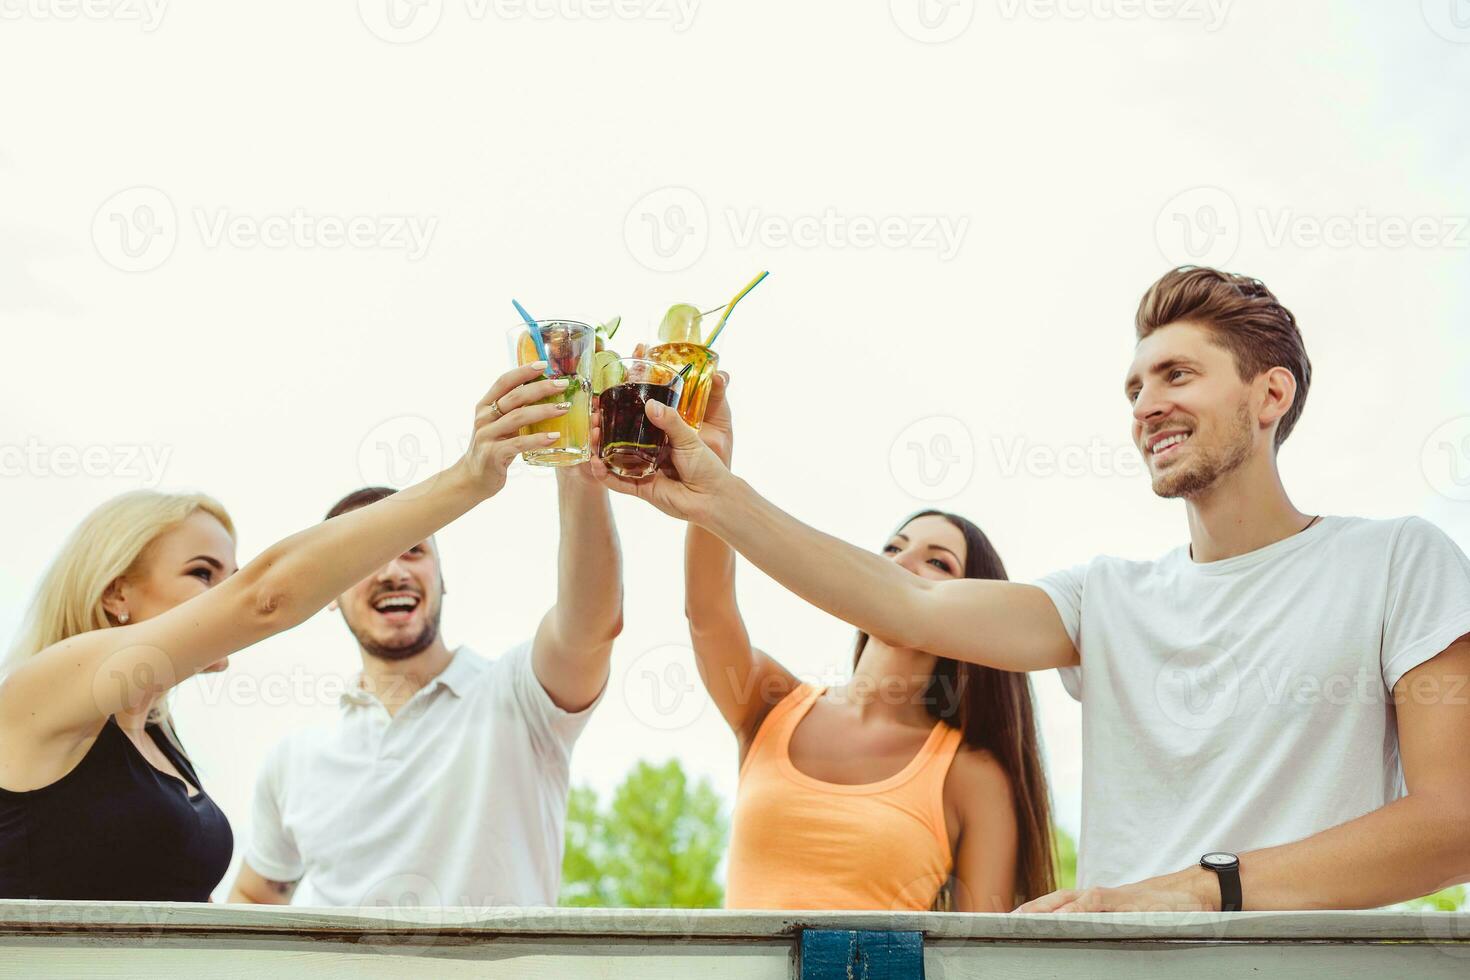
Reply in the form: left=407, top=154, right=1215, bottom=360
left=506, top=320, right=594, bottom=466
left=598, top=358, right=686, bottom=479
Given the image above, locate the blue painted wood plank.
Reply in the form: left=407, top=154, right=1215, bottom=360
left=800, top=929, right=925, bottom=979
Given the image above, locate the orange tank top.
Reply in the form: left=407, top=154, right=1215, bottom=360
left=724, top=684, right=965, bottom=911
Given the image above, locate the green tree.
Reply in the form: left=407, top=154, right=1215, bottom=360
left=1052, top=827, right=1078, bottom=891
left=560, top=759, right=728, bottom=908
left=1398, top=886, right=1466, bottom=911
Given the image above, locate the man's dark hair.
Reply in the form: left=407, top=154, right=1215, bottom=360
left=324, top=486, right=397, bottom=521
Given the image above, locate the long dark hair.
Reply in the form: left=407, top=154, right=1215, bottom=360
left=853, top=510, right=1057, bottom=908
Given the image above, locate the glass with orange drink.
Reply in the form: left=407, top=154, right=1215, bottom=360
left=646, top=304, right=720, bottom=429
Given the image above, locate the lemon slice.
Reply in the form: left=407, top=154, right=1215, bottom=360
left=657, top=304, right=702, bottom=344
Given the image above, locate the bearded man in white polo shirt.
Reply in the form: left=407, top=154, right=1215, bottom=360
left=228, top=466, right=620, bottom=908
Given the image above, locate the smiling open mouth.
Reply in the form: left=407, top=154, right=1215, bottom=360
left=1148, top=431, right=1192, bottom=461
left=372, top=594, right=421, bottom=621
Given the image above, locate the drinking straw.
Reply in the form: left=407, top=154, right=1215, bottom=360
left=704, top=271, right=769, bottom=348
left=511, top=299, right=551, bottom=371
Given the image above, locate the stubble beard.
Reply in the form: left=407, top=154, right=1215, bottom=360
left=348, top=598, right=444, bottom=662
left=1151, top=402, right=1255, bottom=500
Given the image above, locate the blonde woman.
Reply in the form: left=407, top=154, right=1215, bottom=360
left=0, top=363, right=567, bottom=901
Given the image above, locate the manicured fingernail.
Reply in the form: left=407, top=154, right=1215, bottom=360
left=648, top=401, right=663, bottom=419
left=555, top=401, right=571, bottom=411
left=552, top=378, right=569, bottom=389
left=545, top=432, right=560, bottom=440
left=530, top=360, right=548, bottom=370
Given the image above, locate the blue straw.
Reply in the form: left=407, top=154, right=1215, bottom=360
left=512, top=299, right=551, bottom=372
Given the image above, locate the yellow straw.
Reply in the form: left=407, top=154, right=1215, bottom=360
left=704, top=271, right=769, bottom=348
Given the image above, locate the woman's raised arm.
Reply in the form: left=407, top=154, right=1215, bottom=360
left=681, top=375, right=798, bottom=746
left=0, top=364, right=567, bottom=743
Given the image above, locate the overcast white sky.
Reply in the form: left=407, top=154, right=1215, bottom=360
left=2, top=1, right=1468, bottom=902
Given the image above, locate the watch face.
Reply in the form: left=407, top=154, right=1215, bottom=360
left=1203, top=852, right=1237, bottom=867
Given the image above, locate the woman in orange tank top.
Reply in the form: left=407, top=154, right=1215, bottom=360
left=681, top=374, right=1057, bottom=913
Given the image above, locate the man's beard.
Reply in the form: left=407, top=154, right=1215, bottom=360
left=349, top=603, right=443, bottom=662
left=1152, top=401, right=1254, bottom=500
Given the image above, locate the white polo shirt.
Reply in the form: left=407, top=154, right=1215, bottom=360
left=245, top=642, right=600, bottom=908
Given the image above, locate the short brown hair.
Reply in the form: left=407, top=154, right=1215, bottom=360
left=324, top=486, right=396, bottom=521
left=1136, top=267, right=1312, bottom=448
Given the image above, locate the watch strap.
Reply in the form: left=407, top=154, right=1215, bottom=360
left=1215, top=864, right=1242, bottom=912
left=1200, top=854, right=1243, bottom=912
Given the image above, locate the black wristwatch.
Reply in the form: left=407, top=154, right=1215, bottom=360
left=1199, top=852, right=1242, bottom=912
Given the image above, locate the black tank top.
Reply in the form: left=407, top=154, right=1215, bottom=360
left=0, top=716, right=233, bottom=901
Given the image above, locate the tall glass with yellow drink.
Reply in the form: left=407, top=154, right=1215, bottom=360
left=505, top=320, right=594, bottom=466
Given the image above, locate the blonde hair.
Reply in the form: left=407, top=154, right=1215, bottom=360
left=4, top=490, right=236, bottom=725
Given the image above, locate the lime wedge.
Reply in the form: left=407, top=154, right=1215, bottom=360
left=598, top=315, right=622, bottom=340
left=657, top=304, right=702, bottom=344
left=593, top=350, right=625, bottom=394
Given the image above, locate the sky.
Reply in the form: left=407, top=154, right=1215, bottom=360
left=2, top=1, right=1469, bottom=903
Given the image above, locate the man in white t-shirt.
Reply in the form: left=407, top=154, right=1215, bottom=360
left=594, top=266, right=1470, bottom=913
left=227, top=465, right=621, bottom=908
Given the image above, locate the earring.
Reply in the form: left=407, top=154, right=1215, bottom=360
left=119, top=612, right=130, bottom=624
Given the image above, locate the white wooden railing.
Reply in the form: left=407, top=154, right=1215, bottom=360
left=2, top=902, right=1468, bottom=978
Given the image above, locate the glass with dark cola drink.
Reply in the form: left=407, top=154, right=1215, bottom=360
left=597, top=358, right=685, bottom=480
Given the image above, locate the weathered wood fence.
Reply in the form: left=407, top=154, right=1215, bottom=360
left=2, top=903, right=1468, bottom=977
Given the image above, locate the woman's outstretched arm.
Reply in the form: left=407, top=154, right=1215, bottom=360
left=593, top=391, right=1077, bottom=674
left=0, top=363, right=567, bottom=745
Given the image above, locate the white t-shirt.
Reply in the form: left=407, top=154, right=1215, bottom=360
left=1036, top=516, right=1470, bottom=890
left=245, top=642, right=601, bottom=907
